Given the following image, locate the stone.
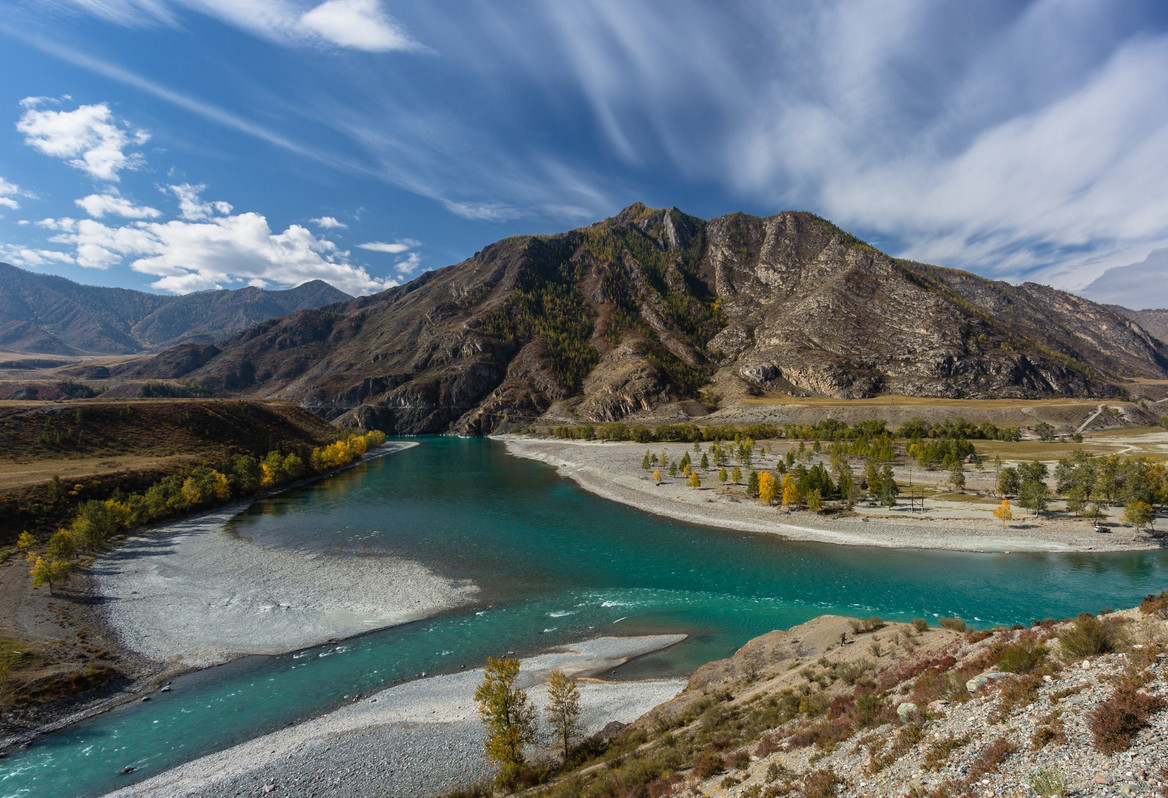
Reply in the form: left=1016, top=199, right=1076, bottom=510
left=966, top=671, right=1010, bottom=693
left=897, top=702, right=918, bottom=722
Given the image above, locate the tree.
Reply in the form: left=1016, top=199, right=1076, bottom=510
left=747, top=470, right=760, bottom=498
left=641, top=451, right=651, bottom=470
left=949, top=462, right=966, bottom=493
left=877, top=465, right=899, bottom=508
left=718, top=467, right=728, bottom=485
left=16, top=531, right=37, bottom=561
left=652, top=469, right=661, bottom=484
left=731, top=465, right=742, bottom=484
left=30, top=556, right=72, bottom=595
left=781, top=474, right=800, bottom=508
left=997, top=466, right=1020, bottom=497
left=474, top=656, right=536, bottom=790
left=45, top=529, right=76, bottom=561
left=806, top=489, right=824, bottom=512
left=546, top=669, right=581, bottom=761
left=700, top=453, right=709, bottom=470
left=993, top=499, right=1013, bottom=528
left=688, top=470, right=701, bottom=488
left=1018, top=479, right=1049, bottom=516
left=758, top=471, right=777, bottom=503
left=1035, top=421, right=1056, bottom=442
left=1124, top=500, right=1156, bottom=532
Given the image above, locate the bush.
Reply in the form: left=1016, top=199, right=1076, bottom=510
left=1139, top=590, right=1168, bottom=619
left=848, top=616, right=886, bottom=634
left=803, top=768, right=844, bottom=798
left=693, top=752, right=725, bottom=779
left=911, top=618, right=929, bottom=633
left=938, top=617, right=966, bottom=632
left=994, top=637, right=1048, bottom=674
left=1088, top=685, right=1166, bottom=755
left=1059, top=613, right=1121, bottom=658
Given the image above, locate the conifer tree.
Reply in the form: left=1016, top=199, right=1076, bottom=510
left=731, top=465, right=742, bottom=484
left=719, top=467, right=728, bottom=484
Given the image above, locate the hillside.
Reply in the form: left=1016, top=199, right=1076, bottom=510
left=1116, top=307, right=1168, bottom=345
left=0, top=263, right=351, bottom=355
left=528, top=603, right=1168, bottom=798
left=0, top=398, right=341, bottom=541
left=118, top=205, right=1168, bottom=434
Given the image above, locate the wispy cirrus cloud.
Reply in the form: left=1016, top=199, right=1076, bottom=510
left=17, top=97, right=150, bottom=181
left=56, top=0, right=424, bottom=52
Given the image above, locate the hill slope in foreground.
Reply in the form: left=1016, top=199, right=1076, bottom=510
left=532, top=602, right=1168, bottom=798
left=122, top=204, right=1168, bottom=434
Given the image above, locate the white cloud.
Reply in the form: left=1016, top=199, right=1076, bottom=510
left=76, top=191, right=162, bottom=219
left=17, top=98, right=150, bottom=182
left=58, top=0, right=177, bottom=26
left=299, top=0, right=421, bottom=52
left=0, top=176, right=28, bottom=210
left=36, top=217, right=79, bottom=232
left=60, top=0, right=425, bottom=52
left=0, top=243, right=75, bottom=268
left=45, top=187, right=394, bottom=294
left=441, top=199, right=523, bottom=222
left=311, top=215, right=347, bottom=229
left=169, top=183, right=232, bottom=220
left=393, top=250, right=421, bottom=277
left=357, top=238, right=418, bottom=254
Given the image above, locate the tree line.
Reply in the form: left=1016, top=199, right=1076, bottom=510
left=17, top=430, right=387, bottom=593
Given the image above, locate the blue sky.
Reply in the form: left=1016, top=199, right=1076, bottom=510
left=0, top=1, right=1167, bottom=307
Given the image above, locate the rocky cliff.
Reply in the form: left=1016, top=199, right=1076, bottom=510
left=121, top=204, right=1168, bottom=433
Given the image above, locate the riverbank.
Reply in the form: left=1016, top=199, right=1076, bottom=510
left=499, top=437, right=1163, bottom=553
left=103, top=635, right=688, bottom=798
left=0, top=441, right=469, bottom=748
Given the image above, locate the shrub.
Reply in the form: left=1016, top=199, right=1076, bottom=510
left=966, top=737, right=1017, bottom=783
left=848, top=617, right=886, bottom=634
left=1059, top=613, right=1121, bottom=658
left=1088, top=685, right=1166, bottom=755
left=938, top=617, right=966, bottom=632
left=1139, top=590, right=1168, bottom=619
left=923, top=734, right=971, bottom=771
left=693, top=752, right=725, bottom=779
left=911, top=618, right=929, bottom=633
left=803, top=768, right=844, bottom=798
left=994, top=636, right=1048, bottom=674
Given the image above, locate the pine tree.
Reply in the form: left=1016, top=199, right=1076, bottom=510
left=731, top=465, right=742, bottom=484
left=688, top=470, right=701, bottom=488
left=758, top=471, right=777, bottom=503
left=747, top=470, right=760, bottom=498
left=546, top=669, right=581, bottom=761
left=642, top=451, right=651, bottom=470
left=474, top=656, right=536, bottom=790
left=719, top=467, right=728, bottom=484
left=700, top=453, right=709, bottom=470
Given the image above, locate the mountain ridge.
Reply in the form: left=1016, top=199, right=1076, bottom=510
left=0, top=262, right=352, bottom=355
left=113, top=204, right=1168, bottom=433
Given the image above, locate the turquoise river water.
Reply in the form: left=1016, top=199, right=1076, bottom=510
left=2, top=438, right=1167, bottom=797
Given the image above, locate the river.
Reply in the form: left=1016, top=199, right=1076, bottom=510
left=2, top=438, right=1166, bottom=797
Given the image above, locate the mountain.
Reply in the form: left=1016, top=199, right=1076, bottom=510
left=121, top=204, right=1168, bottom=434
left=1114, top=307, right=1168, bottom=345
left=0, top=263, right=352, bottom=355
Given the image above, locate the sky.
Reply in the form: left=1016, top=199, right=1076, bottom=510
left=0, top=1, right=1167, bottom=307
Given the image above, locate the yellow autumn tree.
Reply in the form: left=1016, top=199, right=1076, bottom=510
left=993, top=499, right=1013, bottom=527
left=652, top=469, right=661, bottom=484
left=781, top=474, right=801, bottom=508
left=688, top=470, right=701, bottom=488
left=758, top=471, right=777, bottom=503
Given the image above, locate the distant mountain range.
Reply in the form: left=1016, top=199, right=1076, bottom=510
left=118, top=204, right=1168, bottom=434
left=0, top=263, right=351, bottom=355
left=1115, top=308, right=1168, bottom=346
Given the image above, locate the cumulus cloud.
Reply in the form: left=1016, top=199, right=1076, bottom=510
left=75, top=191, right=161, bottom=219
left=0, top=244, right=75, bottom=268
left=17, top=98, right=150, bottom=181
left=357, top=238, right=419, bottom=254
left=311, top=215, right=347, bottom=229
left=42, top=185, right=393, bottom=294
left=169, top=183, right=232, bottom=220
